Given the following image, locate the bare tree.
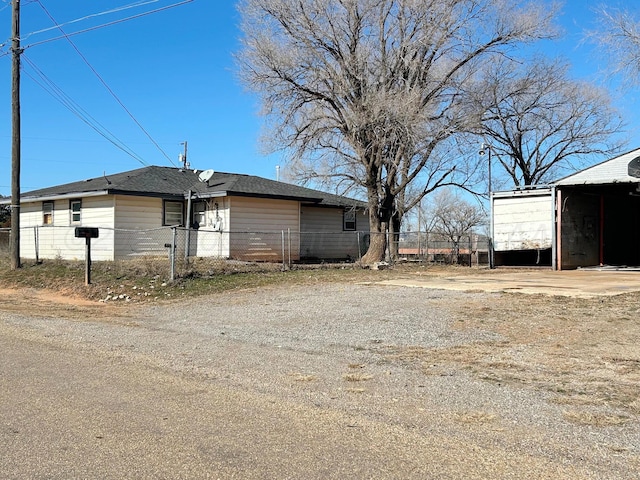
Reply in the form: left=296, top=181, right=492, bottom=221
left=472, top=56, right=623, bottom=187
left=594, top=7, right=640, bottom=87
left=237, top=0, right=557, bottom=263
left=430, top=189, right=486, bottom=263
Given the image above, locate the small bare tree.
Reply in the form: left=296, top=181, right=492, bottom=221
left=237, top=0, right=558, bottom=263
left=429, top=189, right=486, bottom=263
left=472, top=56, right=623, bottom=187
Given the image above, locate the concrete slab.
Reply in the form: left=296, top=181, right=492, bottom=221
left=376, top=270, right=640, bottom=298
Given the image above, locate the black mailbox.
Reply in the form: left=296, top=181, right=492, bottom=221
left=75, top=227, right=99, bottom=239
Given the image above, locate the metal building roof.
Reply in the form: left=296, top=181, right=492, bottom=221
left=555, top=148, right=640, bottom=186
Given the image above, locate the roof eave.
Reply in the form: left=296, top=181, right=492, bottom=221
left=12, top=190, right=111, bottom=203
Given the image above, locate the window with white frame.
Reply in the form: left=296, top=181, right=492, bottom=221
left=192, top=202, right=206, bottom=229
left=163, top=200, right=184, bottom=226
left=343, top=209, right=356, bottom=231
left=43, top=202, right=53, bottom=225
left=70, top=200, right=81, bottom=224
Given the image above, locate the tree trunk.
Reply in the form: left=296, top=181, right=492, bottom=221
left=361, top=214, right=386, bottom=265
left=361, top=185, right=396, bottom=265
left=389, top=211, right=402, bottom=260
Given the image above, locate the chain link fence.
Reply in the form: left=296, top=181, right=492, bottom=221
left=0, top=226, right=489, bottom=276
left=393, top=231, right=490, bottom=266
left=0, top=228, right=9, bottom=258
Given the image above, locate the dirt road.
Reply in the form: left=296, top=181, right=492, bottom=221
left=1, top=275, right=638, bottom=478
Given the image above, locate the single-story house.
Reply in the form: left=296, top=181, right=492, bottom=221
left=491, top=148, right=640, bottom=270
left=1, top=166, right=368, bottom=262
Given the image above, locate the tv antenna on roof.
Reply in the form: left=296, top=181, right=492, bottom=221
left=179, top=141, right=189, bottom=169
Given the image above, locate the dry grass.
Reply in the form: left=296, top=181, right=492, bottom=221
left=3, top=257, right=638, bottom=425
left=562, top=410, right=632, bottom=427
left=288, top=372, right=317, bottom=382
left=343, top=372, right=373, bottom=382
left=380, top=291, right=640, bottom=421
left=452, top=411, right=497, bottom=425
left=0, top=256, right=428, bottom=303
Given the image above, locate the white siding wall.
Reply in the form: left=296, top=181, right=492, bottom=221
left=228, top=196, right=300, bottom=261
left=493, top=192, right=553, bottom=251
left=114, top=195, right=168, bottom=258
left=300, top=206, right=361, bottom=259
left=190, top=197, right=230, bottom=258
left=19, top=196, right=115, bottom=261
left=114, top=195, right=163, bottom=229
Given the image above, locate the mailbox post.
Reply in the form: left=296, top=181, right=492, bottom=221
left=75, top=227, right=99, bottom=285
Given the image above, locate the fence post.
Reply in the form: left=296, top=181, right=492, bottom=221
left=281, top=230, right=286, bottom=270
left=357, top=231, right=361, bottom=262
left=170, top=227, right=177, bottom=281
left=34, top=226, right=39, bottom=264
left=287, top=228, right=291, bottom=268
left=425, top=231, right=430, bottom=263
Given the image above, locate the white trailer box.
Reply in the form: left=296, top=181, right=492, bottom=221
left=492, top=188, right=554, bottom=252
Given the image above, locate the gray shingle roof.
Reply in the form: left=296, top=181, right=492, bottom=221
left=17, top=166, right=366, bottom=208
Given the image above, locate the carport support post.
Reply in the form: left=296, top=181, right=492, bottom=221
left=84, top=237, right=92, bottom=285
left=489, top=191, right=495, bottom=269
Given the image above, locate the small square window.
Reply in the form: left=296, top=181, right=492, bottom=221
left=43, top=202, right=53, bottom=225
left=164, top=201, right=184, bottom=226
left=70, top=200, right=81, bottom=224
left=343, top=209, right=356, bottom=231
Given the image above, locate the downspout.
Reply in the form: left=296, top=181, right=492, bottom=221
left=184, top=190, right=192, bottom=262
left=556, top=189, right=563, bottom=270
left=551, top=186, right=557, bottom=270
left=599, top=194, right=605, bottom=266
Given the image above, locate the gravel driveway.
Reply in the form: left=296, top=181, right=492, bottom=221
left=1, top=281, right=638, bottom=478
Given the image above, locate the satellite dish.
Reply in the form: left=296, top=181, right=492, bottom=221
left=629, top=156, right=640, bottom=178
left=198, top=169, right=215, bottom=183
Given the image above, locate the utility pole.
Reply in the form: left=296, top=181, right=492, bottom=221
left=10, top=0, right=21, bottom=270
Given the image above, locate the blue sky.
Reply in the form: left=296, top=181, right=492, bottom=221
left=0, top=0, right=638, bottom=196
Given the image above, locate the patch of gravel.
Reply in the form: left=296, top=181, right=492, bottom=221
left=1, top=282, right=638, bottom=478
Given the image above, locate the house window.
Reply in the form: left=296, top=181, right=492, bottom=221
left=192, top=202, right=206, bottom=229
left=343, top=209, right=356, bottom=231
left=163, top=200, right=184, bottom=226
left=43, top=202, right=53, bottom=225
left=70, top=200, right=81, bottom=224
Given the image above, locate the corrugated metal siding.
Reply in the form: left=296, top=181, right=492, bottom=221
left=228, top=196, right=300, bottom=261
left=493, top=192, right=553, bottom=251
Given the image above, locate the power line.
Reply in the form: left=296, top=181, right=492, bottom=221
left=0, top=1, right=194, bottom=60
left=21, top=1, right=164, bottom=42
left=25, top=0, right=194, bottom=50
left=33, top=0, right=180, bottom=167
left=22, top=55, right=149, bottom=166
